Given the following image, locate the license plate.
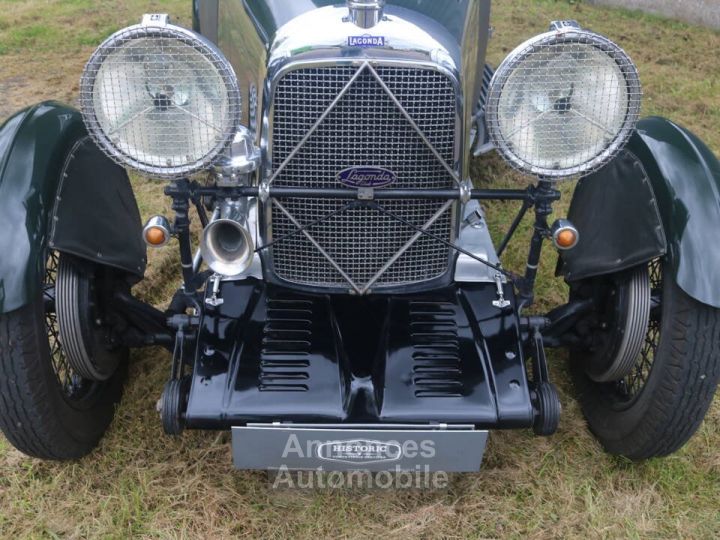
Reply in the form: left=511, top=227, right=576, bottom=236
left=231, top=424, right=488, bottom=472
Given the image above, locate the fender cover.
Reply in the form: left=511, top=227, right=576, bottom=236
left=0, top=102, right=146, bottom=314
left=193, top=0, right=219, bottom=43
left=562, top=117, right=720, bottom=309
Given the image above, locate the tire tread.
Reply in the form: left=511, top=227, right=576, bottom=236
left=638, top=288, right=719, bottom=457
left=574, top=276, right=720, bottom=460
left=0, top=298, right=123, bottom=460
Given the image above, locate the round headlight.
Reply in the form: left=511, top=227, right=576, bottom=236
left=485, top=24, right=641, bottom=178
left=80, top=16, right=241, bottom=179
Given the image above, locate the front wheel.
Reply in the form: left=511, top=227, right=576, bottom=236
left=570, top=259, right=720, bottom=460
left=0, top=252, right=126, bottom=460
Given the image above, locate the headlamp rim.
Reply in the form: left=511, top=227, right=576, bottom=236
left=80, top=21, right=242, bottom=179
left=485, top=27, right=642, bottom=179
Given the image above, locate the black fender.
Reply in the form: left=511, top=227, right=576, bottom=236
left=561, top=117, right=720, bottom=309
left=193, top=0, right=219, bottom=43
left=0, top=102, right=146, bottom=315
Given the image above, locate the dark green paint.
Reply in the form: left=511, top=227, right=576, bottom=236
left=627, top=117, right=720, bottom=309
left=192, top=0, right=219, bottom=43
left=193, top=0, right=200, bottom=32
left=0, top=102, right=86, bottom=314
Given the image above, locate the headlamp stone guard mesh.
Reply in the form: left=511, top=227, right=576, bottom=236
left=80, top=21, right=241, bottom=179
left=485, top=27, right=642, bottom=179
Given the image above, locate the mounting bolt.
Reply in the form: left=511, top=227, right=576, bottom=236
left=259, top=181, right=270, bottom=204
left=459, top=178, right=473, bottom=205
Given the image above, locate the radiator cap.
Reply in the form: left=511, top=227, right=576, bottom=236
left=347, top=0, right=386, bottom=29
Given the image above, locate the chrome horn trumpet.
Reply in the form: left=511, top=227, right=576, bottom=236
left=201, top=200, right=255, bottom=277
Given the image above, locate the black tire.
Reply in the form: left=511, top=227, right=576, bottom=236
left=571, top=259, right=720, bottom=460
left=0, top=252, right=126, bottom=460
left=532, top=382, right=561, bottom=436
left=161, top=376, right=190, bottom=436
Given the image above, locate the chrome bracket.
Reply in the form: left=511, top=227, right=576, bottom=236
left=142, top=13, right=170, bottom=26
left=205, top=274, right=224, bottom=307
left=550, top=20, right=582, bottom=32
left=492, top=272, right=511, bottom=309
left=215, top=127, right=261, bottom=187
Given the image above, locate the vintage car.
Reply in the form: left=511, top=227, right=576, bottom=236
left=0, top=0, right=718, bottom=472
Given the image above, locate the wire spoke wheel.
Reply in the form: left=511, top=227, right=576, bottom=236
left=610, top=258, right=662, bottom=407
left=43, top=250, right=94, bottom=402
left=571, top=256, right=720, bottom=459
left=0, top=249, right=128, bottom=460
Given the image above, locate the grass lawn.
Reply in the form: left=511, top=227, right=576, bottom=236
left=0, top=0, right=719, bottom=538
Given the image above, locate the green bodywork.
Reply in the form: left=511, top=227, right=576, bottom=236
left=0, top=102, right=86, bottom=314
left=0, top=101, right=146, bottom=315
left=628, top=117, right=720, bottom=309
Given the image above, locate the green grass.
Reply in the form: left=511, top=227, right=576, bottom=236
left=0, top=0, right=719, bottom=538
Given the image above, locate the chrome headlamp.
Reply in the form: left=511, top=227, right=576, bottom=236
left=486, top=21, right=642, bottom=179
left=80, top=14, right=241, bottom=179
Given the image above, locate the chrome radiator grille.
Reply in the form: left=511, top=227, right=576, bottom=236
left=269, top=64, right=458, bottom=293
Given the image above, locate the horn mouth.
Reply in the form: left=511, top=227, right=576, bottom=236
left=201, top=218, right=254, bottom=277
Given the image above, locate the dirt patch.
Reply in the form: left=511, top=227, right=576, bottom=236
left=0, top=55, right=84, bottom=117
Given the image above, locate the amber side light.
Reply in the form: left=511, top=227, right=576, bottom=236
left=142, top=215, right=171, bottom=248
left=556, top=229, right=577, bottom=249
left=145, top=227, right=168, bottom=246
left=551, top=219, right=580, bottom=251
